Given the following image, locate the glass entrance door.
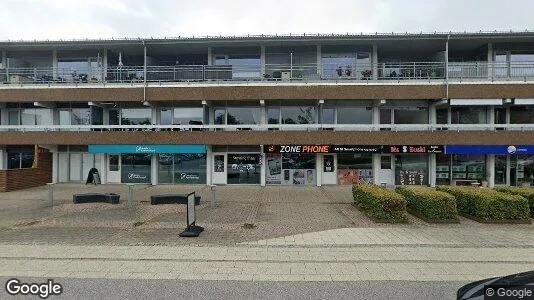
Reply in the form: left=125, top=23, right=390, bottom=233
left=227, top=154, right=261, bottom=184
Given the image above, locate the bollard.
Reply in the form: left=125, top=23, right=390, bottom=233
left=210, top=184, right=216, bottom=209
left=46, top=183, right=54, bottom=207
left=127, top=184, right=135, bottom=207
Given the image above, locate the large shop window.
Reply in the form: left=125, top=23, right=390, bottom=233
left=512, top=155, right=534, bottom=186
left=495, top=155, right=507, bottom=185
left=337, top=154, right=373, bottom=185
left=121, top=154, right=152, bottom=184
left=158, top=154, right=207, bottom=184
left=227, top=154, right=261, bottom=184
left=394, top=155, right=428, bottom=186
left=266, top=153, right=316, bottom=185
left=436, top=154, right=487, bottom=185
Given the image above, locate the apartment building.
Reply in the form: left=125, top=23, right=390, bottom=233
left=1, top=31, right=534, bottom=190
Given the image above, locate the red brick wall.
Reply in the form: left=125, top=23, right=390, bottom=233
left=0, top=147, right=52, bottom=192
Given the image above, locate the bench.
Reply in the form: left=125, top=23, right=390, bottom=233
left=73, top=193, right=120, bottom=204
left=150, top=194, right=201, bottom=205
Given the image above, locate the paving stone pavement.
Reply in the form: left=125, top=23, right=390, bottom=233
left=0, top=184, right=533, bottom=282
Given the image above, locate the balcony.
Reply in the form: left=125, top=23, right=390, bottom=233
left=1, top=124, right=533, bottom=132
left=1, top=61, right=534, bottom=85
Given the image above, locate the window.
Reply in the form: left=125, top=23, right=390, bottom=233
left=281, top=106, right=315, bottom=124
left=337, top=107, right=372, bottom=124
left=380, top=156, right=391, bottom=169
left=495, top=108, right=507, bottom=124
left=379, top=109, right=392, bottom=124
left=321, top=108, right=335, bottom=124
left=515, top=155, right=534, bottom=186
left=337, top=154, right=373, bottom=184
left=451, top=107, right=487, bottom=124
left=7, top=151, right=33, bottom=169
left=267, top=108, right=280, bottom=124
left=121, top=108, right=151, bottom=125
left=158, top=154, right=207, bottom=184
left=495, top=155, right=507, bottom=185
left=121, top=154, right=151, bottom=183
left=510, top=106, right=534, bottom=124
left=7, top=108, right=52, bottom=125
left=71, top=108, right=91, bottom=125
left=174, top=108, right=203, bottom=125
left=160, top=109, right=173, bottom=125
left=395, top=155, right=428, bottom=185
left=451, top=155, right=486, bottom=181
left=214, top=109, right=225, bottom=125
left=226, top=107, right=261, bottom=125
left=393, top=107, right=428, bottom=124
left=109, top=155, right=119, bottom=171
left=436, top=154, right=451, bottom=185
left=436, top=108, right=448, bottom=124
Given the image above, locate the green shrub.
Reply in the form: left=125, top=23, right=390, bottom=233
left=396, top=186, right=458, bottom=222
left=436, top=186, right=530, bottom=222
left=494, top=187, right=534, bottom=214
left=352, top=184, right=408, bottom=223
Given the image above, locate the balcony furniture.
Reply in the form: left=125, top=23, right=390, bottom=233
left=150, top=194, right=201, bottom=205
left=73, top=193, right=120, bottom=204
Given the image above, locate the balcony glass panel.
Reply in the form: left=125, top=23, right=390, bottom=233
left=337, top=107, right=373, bottom=124
left=121, top=108, right=152, bottom=125
left=281, top=106, right=316, bottom=124
left=451, top=107, right=487, bottom=124
left=174, top=108, right=204, bottom=125
left=510, top=106, right=534, bottom=124
left=393, top=107, right=428, bottom=124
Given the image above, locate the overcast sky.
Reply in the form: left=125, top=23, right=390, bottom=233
left=0, top=0, right=532, bottom=40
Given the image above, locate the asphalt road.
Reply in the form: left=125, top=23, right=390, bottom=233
left=0, top=277, right=467, bottom=300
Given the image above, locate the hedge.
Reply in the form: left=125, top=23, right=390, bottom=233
left=396, top=186, right=458, bottom=222
left=352, top=184, right=408, bottom=223
left=436, top=186, right=530, bottom=223
left=494, top=187, right=534, bottom=215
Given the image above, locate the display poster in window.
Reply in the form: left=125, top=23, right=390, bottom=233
left=337, top=169, right=360, bottom=185
left=397, top=170, right=426, bottom=185
left=324, top=155, right=334, bottom=172
left=266, top=153, right=282, bottom=184
left=214, top=155, right=225, bottom=172
left=283, top=169, right=315, bottom=185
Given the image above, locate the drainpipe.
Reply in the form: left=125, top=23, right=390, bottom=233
left=445, top=34, right=450, bottom=99
left=143, top=40, right=147, bottom=102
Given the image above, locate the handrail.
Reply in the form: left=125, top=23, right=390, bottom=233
left=0, top=124, right=533, bottom=132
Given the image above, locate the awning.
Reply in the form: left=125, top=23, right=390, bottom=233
left=88, top=144, right=206, bottom=154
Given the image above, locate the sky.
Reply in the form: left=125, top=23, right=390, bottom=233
left=0, top=0, right=533, bottom=40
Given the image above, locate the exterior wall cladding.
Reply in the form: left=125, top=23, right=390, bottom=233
left=3, top=31, right=534, bottom=188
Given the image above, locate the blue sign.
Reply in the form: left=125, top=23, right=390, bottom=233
left=445, top=145, right=534, bottom=155
left=88, top=144, right=206, bottom=154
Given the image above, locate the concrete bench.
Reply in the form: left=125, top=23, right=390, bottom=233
left=73, top=193, right=120, bottom=204
left=150, top=194, right=201, bottom=205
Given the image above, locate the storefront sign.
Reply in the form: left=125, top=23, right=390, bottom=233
left=445, top=145, right=534, bottom=155
left=385, top=145, right=444, bottom=154
left=228, top=154, right=260, bottom=164
left=265, top=145, right=442, bottom=154
left=88, top=144, right=206, bottom=154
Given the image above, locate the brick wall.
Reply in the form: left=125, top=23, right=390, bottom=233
left=0, top=147, right=52, bottom=192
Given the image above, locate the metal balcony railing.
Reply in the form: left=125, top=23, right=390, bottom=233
left=1, top=61, right=534, bottom=85
left=0, top=124, right=533, bottom=132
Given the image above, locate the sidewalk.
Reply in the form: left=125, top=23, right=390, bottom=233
left=0, top=243, right=532, bottom=282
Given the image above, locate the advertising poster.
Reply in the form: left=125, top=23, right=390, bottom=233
left=337, top=169, right=361, bottom=185
left=266, top=153, right=282, bottom=184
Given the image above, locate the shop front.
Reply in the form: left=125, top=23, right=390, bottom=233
left=88, top=144, right=207, bottom=184
left=211, top=146, right=262, bottom=185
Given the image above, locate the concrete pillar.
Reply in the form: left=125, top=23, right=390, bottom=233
left=487, top=43, right=493, bottom=79
left=102, top=49, right=108, bottom=81
left=429, top=153, right=436, bottom=187
left=260, top=101, right=266, bottom=125
left=487, top=155, right=495, bottom=188
left=0, top=103, right=7, bottom=125
left=506, top=155, right=511, bottom=186
left=316, top=154, right=322, bottom=186
left=260, top=150, right=266, bottom=187
left=372, top=105, right=380, bottom=125
left=372, top=44, right=378, bottom=80
left=0, top=147, right=6, bottom=169
left=260, top=45, right=266, bottom=77
left=1, top=51, right=6, bottom=69
left=52, top=149, right=59, bottom=183
left=52, top=49, right=58, bottom=80
left=206, top=145, right=212, bottom=185
left=429, top=102, right=437, bottom=124
left=316, top=45, right=322, bottom=76
left=372, top=154, right=381, bottom=185
left=99, top=154, right=107, bottom=184
left=207, top=47, right=213, bottom=66
left=102, top=107, right=109, bottom=125
left=151, top=154, right=158, bottom=185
